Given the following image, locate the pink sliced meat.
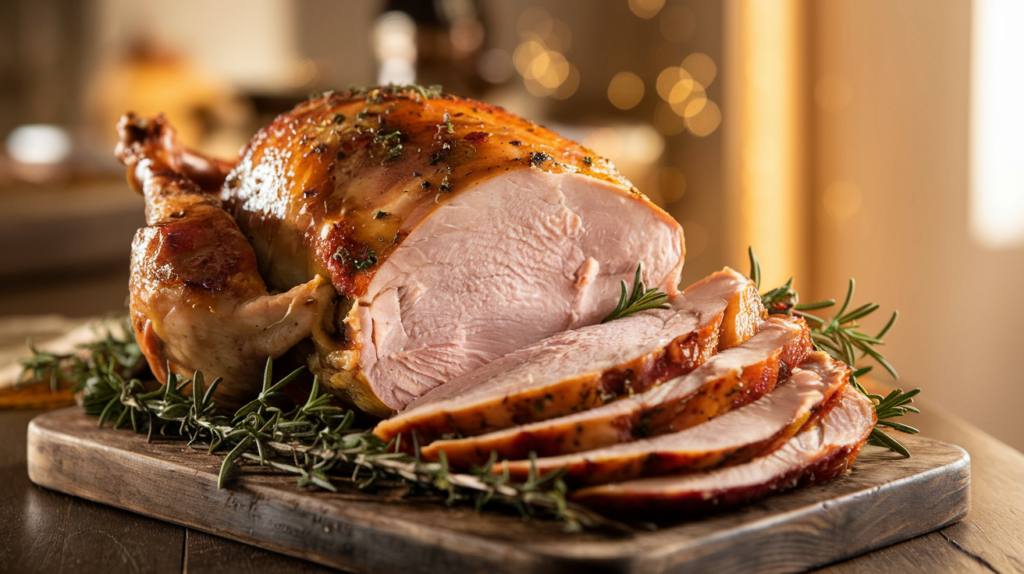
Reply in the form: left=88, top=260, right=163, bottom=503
left=499, top=351, right=849, bottom=485
left=570, top=386, right=876, bottom=515
left=421, top=316, right=812, bottom=467
left=374, top=269, right=764, bottom=447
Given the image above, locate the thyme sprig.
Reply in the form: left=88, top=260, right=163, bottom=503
left=747, top=247, right=920, bottom=457
left=601, top=262, right=670, bottom=323
left=32, top=337, right=621, bottom=532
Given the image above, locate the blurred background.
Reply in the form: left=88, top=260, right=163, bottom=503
left=0, top=0, right=1021, bottom=450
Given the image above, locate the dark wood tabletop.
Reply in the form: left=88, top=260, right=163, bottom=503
left=2, top=396, right=1022, bottom=574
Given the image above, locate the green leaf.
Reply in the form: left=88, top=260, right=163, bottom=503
left=868, top=428, right=910, bottom=458
left=747, top=247, right=762, bottom=291
left=601, top=262, right=670, bottom=323
left=218, top=435, right=254, bottom=489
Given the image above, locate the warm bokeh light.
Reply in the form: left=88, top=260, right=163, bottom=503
left=530, top=17, right=572, bottom=53
left=513, top=7, right=576, bottom=99
left=682, top=96, right=707, bottom=118
left=608, top=72, right=645, bottom=110
left=653, top=101, right=687, bottom=135
left=551, top=64, right=580, bottom=99
left=655, top=55, right=720, bottom=137
left=681, top=52, right=717, bottom=87
left=667, top=76, right=696, bottom=104
left=685, top=100, right=721, bottom=136
left=814, top=73, right=853, bottom=113
left=658, top=166, right=688, bottom=203
left=659, top=5, right=696, bottom=44
left=478, top=49, right=514, bottom=83
left=657, top=66, right=693, bottom=101
left=534, top=52, right=570, bottom=88
left=822, top=180, right=862, bottom=222
left=623, top=124, right=665, bottom=163
left=628, top=0, right=666, bottom=19
left=669, top=80, right=704, bottom=116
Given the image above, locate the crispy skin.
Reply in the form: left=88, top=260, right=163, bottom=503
left=221, top=87, right=636, bottom=298
left=117, top=114, right=333, bottom=407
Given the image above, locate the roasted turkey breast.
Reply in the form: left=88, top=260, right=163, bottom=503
left=117, top=86, right=684, bottom=414
left=117, top=87, right=878, bottom=516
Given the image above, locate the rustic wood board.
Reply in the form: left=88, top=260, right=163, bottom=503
left=26, top=407, right=970, bottom=574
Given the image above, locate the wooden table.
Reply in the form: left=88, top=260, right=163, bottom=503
left=1, top=397, right=1021, bottom=573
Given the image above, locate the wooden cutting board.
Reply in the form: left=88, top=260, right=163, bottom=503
left=26, top=407, right=969, bottom=574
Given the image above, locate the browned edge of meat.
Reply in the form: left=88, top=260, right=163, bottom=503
left=378, top=312, right=722, bottom=452
left=569, top=386, right=876, bottom=516
left=640, top=316, right=814, bottom=435
left=509, top=351, right=850, bottom=487
left=422, top=316, right=811, bottom=468
left=373, top=269, right=765, bottom=450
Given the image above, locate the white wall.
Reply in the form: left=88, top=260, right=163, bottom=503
left=810, top=0, right=1024, bottom=451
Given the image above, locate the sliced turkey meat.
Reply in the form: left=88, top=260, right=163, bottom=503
left=374, top=268, right=764, bottom=447
left=570, top=385, right=876, bottom=515
left=421, top=315, right=811, bottom=467
left=498, top=351, right=849, bottom=485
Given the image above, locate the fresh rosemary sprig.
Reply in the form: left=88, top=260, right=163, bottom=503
left=29, top=332, right=621, bottom=532
left=18, top=317, right=143, bottom=392
left=601, top=262, right=670, bottom=323
left=747, top=247, right=920, bottom=457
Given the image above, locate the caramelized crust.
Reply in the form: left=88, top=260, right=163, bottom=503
left=221, top=87, right=635, bottom=298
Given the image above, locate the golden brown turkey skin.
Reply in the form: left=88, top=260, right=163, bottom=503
left=117, top=114, right=333, bottom=407
left=221, top=87, right=686, bottom=416
left=222, top=87, right=636, bottom=296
